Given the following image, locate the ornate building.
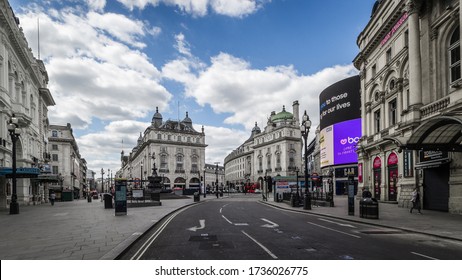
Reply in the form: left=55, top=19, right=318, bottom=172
left=118, top=108, right=207, bottom=191
left=48, top=124, right=85, bottom=200
left=0, top=0, right=56, bottom=209
left=354, top=0, right=462, bottom=213
left=224, top=101, right=302, bottom=190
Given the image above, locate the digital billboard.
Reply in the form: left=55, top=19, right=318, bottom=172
left=319, top=76, right=361, bottom=168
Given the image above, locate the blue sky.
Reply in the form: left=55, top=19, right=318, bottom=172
left=8, top=0, right=375, bottom=173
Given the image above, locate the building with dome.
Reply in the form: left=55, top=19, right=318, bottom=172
left=117, top=108, right=207, bottom=192
left=224, top=101, right=302, bottom=191
left=353, top=0, right=462, bottom=213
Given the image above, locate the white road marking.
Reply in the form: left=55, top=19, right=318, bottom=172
left=222, top=215, right=233, bottom=224
left=261, top=218, right=279, bottom=228
left=187, top=219, right=206, bottom=232
left=234, top=223, right=249, bottom=226
left=307, top=222, right=361, bottom=238
left=53, top=213, right=68, bottom=216
left=131, top=203, right=197, bottom=260
left=241, top=230, right=278, bottom=259
left=318, top=218, right=356, bottom=228
left=411, top=251, right=439, bottom=260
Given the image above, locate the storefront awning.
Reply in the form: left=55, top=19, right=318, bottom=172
left=0, top=167, right=40, bottom=178
left=31, top=174, right=62, bottom=183
left=383, top=115, right=462, bottom=152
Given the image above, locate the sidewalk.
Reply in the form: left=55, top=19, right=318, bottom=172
left=1, top=194, right=462, bottom=260
left=0, top=197, right=199, bottom=260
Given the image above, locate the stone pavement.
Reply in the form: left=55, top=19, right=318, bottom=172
left=1, top=193, right=462, bottom=260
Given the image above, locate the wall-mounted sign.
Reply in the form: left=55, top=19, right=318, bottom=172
left=381, top=12, right=409, bottom=46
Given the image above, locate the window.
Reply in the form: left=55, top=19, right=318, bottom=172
left=191, top=156, right=198, bottom=172
left=266, top=155, right=271, bottom=170
left=52, top=144, right=58, bottom=150
left=52, top=154, right=58, bottom=161
left=258, top=157, right=263, bottom=171
left=289, top=151, right=295, bottom=169
left=386, top=48, right=392, bottom=64
left=389, top=99, right=397, bottom=126
left=52, top=166, right=59, bottom=174
left=160, top=155, right=168, bottom=170
left=374, top=110, right=381, bottom=133
left=52, top=130, right=58, bottom=137
left=371, top=64, right=377, bottom=77
left=450, top=26, right=461, bottom=84
left=157, top=134, right=162, bottom=140
left=176, top=155, right=183, bottom=171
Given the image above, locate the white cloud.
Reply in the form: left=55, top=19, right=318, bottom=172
left=195, top=125, right=249, bottom=165
left=87, top=12, right=147, bottom=48
left=77, top=120, right=150, bottom=171
left=86, top=0, right=106, bottom=12
left=18, top=9, right=168, bottom=130
left=116, top=0, right=268, bottom=17
left=165, top=51, right=358, bottom=141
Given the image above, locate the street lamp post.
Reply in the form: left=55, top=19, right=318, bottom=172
left=100, top=168, right=105, bottom=200
left=108, top=169, right=110, bottom=193
left=215, top=162, right=219, bottom=198
left=301, top=110, right=312, bottom=210
left=203, top=169, right=206, bottom=198
left=8, top=116, right=20, bottom=215
left=140, top=162, right=144, bottom=189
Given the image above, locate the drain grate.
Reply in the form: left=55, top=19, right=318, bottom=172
left=189, top=234, right=218, bottom=242
left=358, top=230, right=403, bottom=235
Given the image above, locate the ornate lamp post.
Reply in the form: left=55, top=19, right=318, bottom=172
left=215, top=162, right=219, bottom=198
left=301, top=110, right=312, bottom=210
left=203, top=169, right=206, bottom=198
left=100, top=168, right=105, bottom=199
left=140, top=162, right=144, bottom=189
left=108, top=169, right=110, bottom=193
left=8, top=115, right=20, bottom=214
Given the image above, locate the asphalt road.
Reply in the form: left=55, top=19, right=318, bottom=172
left=119, top=196, right=462, bottom=260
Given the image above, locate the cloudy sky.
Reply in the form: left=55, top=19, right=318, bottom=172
left=9, top=0, right=375, bottom=174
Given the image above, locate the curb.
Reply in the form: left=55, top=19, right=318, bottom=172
left=259, top=200, right=462, bottom=243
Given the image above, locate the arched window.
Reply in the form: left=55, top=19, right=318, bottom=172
left=449, top=26, right=460, bottom=84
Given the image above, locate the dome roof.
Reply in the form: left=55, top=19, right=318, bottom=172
left=152, top=107, right=162, bottom=120
left=251, top=122, right=261, bottom=133
left=182, top=112, right=192, bottom=124
left=270, top=105, right=293, bottom=122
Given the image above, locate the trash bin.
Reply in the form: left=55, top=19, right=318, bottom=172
left=290, top=193, right=299, bottom=207
left=360, top=198, right=379, bottom=219
left=194, top=192, right=200, bottom=202
left=303, top=193, right=311, bottom=210
left=103, top=193, right=113, bottom=209
left=219, top=190, right=223, bottom=197
left=87, top=195, right=92, bottom=203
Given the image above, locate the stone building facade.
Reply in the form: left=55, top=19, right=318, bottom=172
left=48, top=124, right=85, bottom=200
left=0, top=0, right=56, bottom=209
left=118, top=108, right=207, bottom=191
left=353, top=0, right=462, bottom=213
left=224, top=101, right=302, bottom=190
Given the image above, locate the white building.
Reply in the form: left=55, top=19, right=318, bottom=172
left=0, top=0, right=56, bottom=209
left=224, top=101, right=302, bottom=190
left=354, top=0, right=462, bottom=213
left=118, top=108, right=207, bottom=192
left=48, top=123, right=84, bottom=200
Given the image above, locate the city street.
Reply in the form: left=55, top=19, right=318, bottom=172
left=121, top=195, right=462, bottom=260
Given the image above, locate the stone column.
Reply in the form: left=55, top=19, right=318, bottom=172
left=406, top=0, right=423, bottom=115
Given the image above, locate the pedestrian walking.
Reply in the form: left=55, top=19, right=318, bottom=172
left=50, top=191, right=56, bottom=206
left=410, top=187, right=422, bottom=214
